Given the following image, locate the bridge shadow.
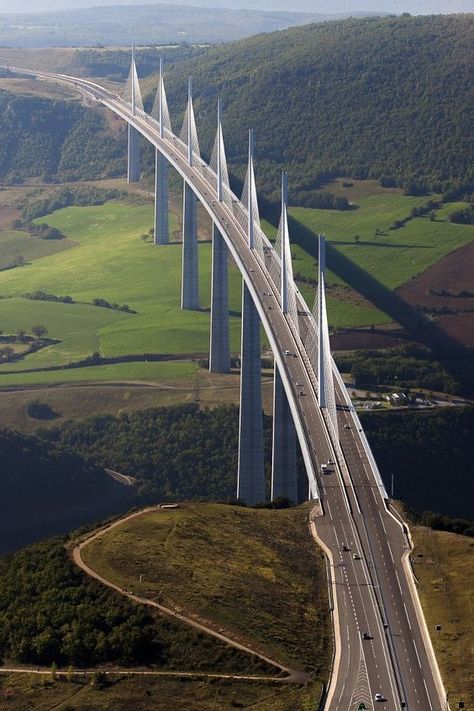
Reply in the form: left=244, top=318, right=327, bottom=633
left=330, top=240, right=429, bottom=249
left=284, top=213, right=474, bottom=394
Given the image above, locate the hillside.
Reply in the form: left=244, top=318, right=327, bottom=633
left=38, top=404, right=474, bottom=520
left=0, top=504, right=327, bottom=710
left=0, top=15, right=472, bottom=197
left=161, top=14, right=474, bottom=199
left=0, top=91, right=126, bottom=184
left=0, top=428, right=134, bottom=554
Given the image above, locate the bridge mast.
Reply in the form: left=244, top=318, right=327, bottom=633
left=209, top=98, right=230, bottom=373
left=237, top=130, right=265, bottom=505
left=153, top=57, right=169, bottom=245
left=181, top=76, right=199, bottom=310
left=271, top=172, right=298, bottom=502
left=126, top=45, right=141, bottom=183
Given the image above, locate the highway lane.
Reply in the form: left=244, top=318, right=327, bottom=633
left=4, top=66, right=446, bottom=710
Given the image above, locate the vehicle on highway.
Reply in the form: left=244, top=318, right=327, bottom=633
left=374, top=693, right=385, bottom=702
left=344, top=423, right=351, bottom=429
left=285, top=349, right=293, bottom=356
left=298, top=390, right=305, bottom=396
left=362, top=632, right=372, bottom=640
left=295, top=380, right=302, bottom=386
left=353, top=553, right=360, bottom=560
left=342, top=544, right=350, bottom=551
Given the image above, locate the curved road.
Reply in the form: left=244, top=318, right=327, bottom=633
left=4, top=65, right=447, bottom=710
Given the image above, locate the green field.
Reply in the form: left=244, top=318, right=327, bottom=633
left=287, top=194, right=474, bottom=291
left=0, top=187, right=472, bottom=387
left=0, top=229, right=75, bottom=268
left=0, top=201, right=242, bottom=372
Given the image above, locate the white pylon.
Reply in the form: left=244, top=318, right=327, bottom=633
left=124, top=45, right=144, bottom=116
left=151, top=58, right=172, bottom=137
left=180, top=76, right=200, bottom=167
left=210, top=98, right=231, bottom=206
left=317, top=234, right=338, bottom=438
left=281, top=172, right=289, bottom=314
left=241, top=129, right=262, bottom=252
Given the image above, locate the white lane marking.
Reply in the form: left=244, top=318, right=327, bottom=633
left=387, top=540, right=395, bottom=563
left=413, top=639, right=422, bottom=668
left=327, top=500, right=333, bottom=520
left=423, top=678, right=434, bottom=710
left=403, top=603, right=412, bottom=631
left=395, top=570, right=403, bottom=595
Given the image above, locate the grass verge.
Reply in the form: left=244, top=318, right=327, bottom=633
left=411, top=525, right=474, bottom=708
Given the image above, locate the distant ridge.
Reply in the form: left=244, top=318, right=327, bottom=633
left=0, top=0, right=472, bottom=15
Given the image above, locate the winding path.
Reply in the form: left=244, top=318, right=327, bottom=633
left=71, top=507, right=311, bottom=685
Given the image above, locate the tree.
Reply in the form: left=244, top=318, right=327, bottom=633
left=32, top=325, right=48, bottom=339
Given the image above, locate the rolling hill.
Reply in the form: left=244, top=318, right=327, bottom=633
left=161, top=14, right=474, bottom=199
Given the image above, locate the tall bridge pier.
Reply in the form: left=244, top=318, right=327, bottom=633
left=181, top=77, right=199, bottom=310
left=209, top=99, right=230, bottom=373
left=271, top=365, right=298, bottom=502
left=237, top=283, right=265, bottom=505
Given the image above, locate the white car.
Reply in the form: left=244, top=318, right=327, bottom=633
left=374, top=693, right=385, bottom=702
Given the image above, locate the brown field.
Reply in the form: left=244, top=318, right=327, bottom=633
left=330, top=328, right=407, bottom=351
left=397, top=241, right=474, bottom=348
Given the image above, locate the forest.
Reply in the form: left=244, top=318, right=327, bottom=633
left=0, top=14, right=472, bottom=200
left=38, top=403, right=474, bottom=521
left=0, top=429, right=133, bottom=554
left=0, top=92, right=126, bottom=184
left=0, top=537, right=160, bottom=667
left=162, top=14, right=473, bottom=201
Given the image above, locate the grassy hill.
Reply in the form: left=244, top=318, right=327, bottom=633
left=80, top=503, right=330, bottom=676
left=0, top=504, right=327, bottom=710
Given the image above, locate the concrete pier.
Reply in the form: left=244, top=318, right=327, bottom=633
left=237, top=283, right=266, bottom=504
left=209, top=224, right=230, bottom=372
left=271, top=364, right=298, bottom=503
left=154, top=150, right=169, bottom=245
left=181, top=183, right=199, bottom=310
left=127, top=124, right=140, bottom=183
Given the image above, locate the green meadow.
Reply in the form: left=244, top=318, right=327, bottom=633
left=0, top=201, right=242, bottom=373
left=286, top=194, right=474, bottom=291
left=0, top=228, right=75, bottom=268
left=0, top=187, right=472, bottom=386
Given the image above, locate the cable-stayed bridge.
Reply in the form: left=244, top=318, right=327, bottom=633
left=4, top=56, right=448, bottom=711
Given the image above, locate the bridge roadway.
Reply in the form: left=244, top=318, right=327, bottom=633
left=6, top=66, right=446, bottom=710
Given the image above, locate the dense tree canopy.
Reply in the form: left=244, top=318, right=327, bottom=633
left=0, top=92, right=125, bottom=184
left=0, top=538, right=161, bottom=667
left=162, top=14, right=474, bottom=200
left=0, top=429, right=132, bottom=554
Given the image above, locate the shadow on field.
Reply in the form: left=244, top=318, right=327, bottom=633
left=287, top=214, right=474, bottom=395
